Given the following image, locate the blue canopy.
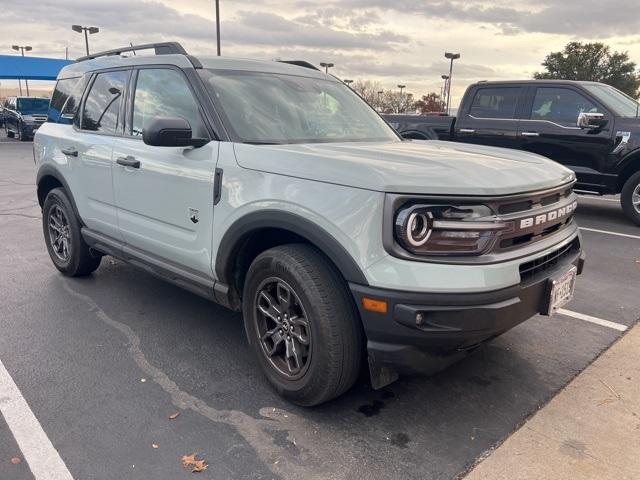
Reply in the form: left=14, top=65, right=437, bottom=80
left=0, top=55, right=73, bottom=81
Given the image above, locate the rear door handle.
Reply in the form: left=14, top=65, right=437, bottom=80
left=61, top=147, right=78, bottom=157
left=521, top=131, right=540, bottom=137
left=458, top=128, right=475, bottom=133
left=116, top=155, right=140, bottom=169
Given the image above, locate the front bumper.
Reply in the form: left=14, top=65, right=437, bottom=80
left=21, top=123, right=43, bottom=137
left=350, top=238, right=585, bottom=388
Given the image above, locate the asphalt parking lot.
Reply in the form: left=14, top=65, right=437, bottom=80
left=1, top=132, right=639, bottom=480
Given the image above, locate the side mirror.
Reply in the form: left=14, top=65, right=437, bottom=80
left=142, top=117, right=208, bottom=148
left=577, top=112, right=608, bottom=130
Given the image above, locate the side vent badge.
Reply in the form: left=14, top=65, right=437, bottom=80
left=189, top=208, right=199, bottom=224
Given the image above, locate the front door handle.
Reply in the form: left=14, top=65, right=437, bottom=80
left=459, top=128, right=475, bottom=133
left=61, top=147, right=78, bottom=157
left=521, top=131, right=540, bottom=137
left=116, top=156, right=140, bottom=169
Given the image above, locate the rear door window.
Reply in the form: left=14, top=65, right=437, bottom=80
left=80, top=70, right=128, bottom=134
left=469, top=87, right=521, bottom=119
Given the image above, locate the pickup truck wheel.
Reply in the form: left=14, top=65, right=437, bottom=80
left=243, top=244, right=363, bottom=406
left=42, top=188, right=101, bottom=276
left=621, top=171, right=640, bottom=226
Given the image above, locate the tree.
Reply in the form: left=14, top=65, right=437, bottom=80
left=534, top=42, right=640, bottom=98
left=414, top=93, right=444, bottom=114
left=351, top=79, right=382, bottom=106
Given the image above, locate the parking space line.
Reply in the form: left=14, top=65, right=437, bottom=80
left=0, top=358, right=74, bottom=480
left=579, top=227, right=640, bottom=240
left=558, top=309, right=628, bottom=332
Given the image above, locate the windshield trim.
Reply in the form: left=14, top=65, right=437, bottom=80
left=199, top=68, right=402, bottom=145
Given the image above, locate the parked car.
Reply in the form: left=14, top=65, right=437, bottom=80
left=4, top=96, right=50, bottom=141
left=385, top=80, right=640, bottom=225
left=34, top=43, right=584, bottom=406
left=0, top=99, right=8, bottom=127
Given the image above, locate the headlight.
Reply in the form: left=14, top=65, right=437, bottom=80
left=394, top=204, right=512, bottom=256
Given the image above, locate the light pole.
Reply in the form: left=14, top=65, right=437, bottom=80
left=441, top=74, right=449, bottom=113
left=320, top=62, right=334, bottom=74
left=397, top=84, right=406, bottom=113
left=444, top=52, right=460, bottom=115
left=12, top=45, right=32, bottom=96
left=377, top=90, right=383, bottom=110
left=72, top=25, right=100, bottom=56
left=214, top=0, right=221, bottom=56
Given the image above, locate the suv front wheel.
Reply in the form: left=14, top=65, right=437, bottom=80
left=621, top=171, right=640, bottom=226
left=243, top=244, right=363, bottom=406
left=42, top=188, right=102, bottom=276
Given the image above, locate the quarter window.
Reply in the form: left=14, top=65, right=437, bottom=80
left=131, top=69, right=206, bottom=138
left=469, top=87, right=521, bottom=119
left=530, top=88, right=600, bottom=126
left=81, top=70, right=127, bottom=134
left=48, top=75, right=89, bottom=124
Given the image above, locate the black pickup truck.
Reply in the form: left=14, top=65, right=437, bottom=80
left=385, top=80, right=640, bottom=225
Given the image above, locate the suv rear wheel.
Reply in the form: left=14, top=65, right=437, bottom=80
left=621, top=171, right=640, bottom=226
left=42, top=188, right=101, bottom=276
left=242, top=244, right=363, bottom=406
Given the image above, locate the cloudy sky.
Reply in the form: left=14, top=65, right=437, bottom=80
left=2, top=0, right=640, bottom=105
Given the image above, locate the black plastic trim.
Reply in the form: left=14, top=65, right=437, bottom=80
left=36, top=164, right=83, bottom=222
left=214, top=210, right=369, bottom=286
left=81, top=228, right=216, bottom=301
left=213, top=168, right=223, bottom=205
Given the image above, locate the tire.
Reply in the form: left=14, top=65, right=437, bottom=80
left=18, top=123, right=29, bottom=142
left=42, top=188, right=101, bottom=276
left=6, top=125, right=14, bottom=138
left=242, top=244, right=364, bottom=406
left=621, top=171, right=640, bottom=226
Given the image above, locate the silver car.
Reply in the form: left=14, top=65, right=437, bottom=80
left=34, top=42, right=585, bottom=405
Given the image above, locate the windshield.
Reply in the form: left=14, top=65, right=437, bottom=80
left=199, top=70, right=399, bottom=144
left=582, top=84, right=639, bottom=118
left=16, top=98, right=50, bottom=115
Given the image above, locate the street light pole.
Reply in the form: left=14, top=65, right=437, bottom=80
left=12, top=45, right=32, bottom=96
left=441, top=74, right=449, bottom=113
left=214, top=0, right=221, bottom=56
left=377, top=90, right=383, bottom=110
left=397, top=84, right=406, bottom=113
left=319, top=62, right=334, bottom=74
left=72, top=25, right=100, bottom=56
left=444, top=52, right=460, bottom=115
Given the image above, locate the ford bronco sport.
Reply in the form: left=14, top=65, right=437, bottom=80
left=34, top=42, right=585, bottom=406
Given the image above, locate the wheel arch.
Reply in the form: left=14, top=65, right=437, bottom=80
left=617, top=150, right=640, bottom=192
left=215, top=210, right=369, bottom=306
left=36, top=164, right=83, bottom=224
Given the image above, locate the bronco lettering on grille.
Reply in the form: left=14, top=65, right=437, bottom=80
left=519, top=201, right=577, bottom=229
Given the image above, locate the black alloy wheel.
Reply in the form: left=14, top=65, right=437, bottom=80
left=254, top=277, right=312, bottom=380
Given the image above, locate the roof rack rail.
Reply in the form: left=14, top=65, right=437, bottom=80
left=77, top=42, right=188, bottom=62
left=277, top=60, right=320, bottom=71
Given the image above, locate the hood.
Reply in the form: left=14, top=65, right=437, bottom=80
left=233, top=140, right=575, bottom=196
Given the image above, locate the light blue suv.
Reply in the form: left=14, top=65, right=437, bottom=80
left=34, top=42, right=585, bottom=405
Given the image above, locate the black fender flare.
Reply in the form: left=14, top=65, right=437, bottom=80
left=36, top=164, right=83, bottom=223
left=214, top=209, right=369, bottom=286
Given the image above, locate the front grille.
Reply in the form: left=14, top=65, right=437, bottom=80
left=519, top=238, right=580, bottom=281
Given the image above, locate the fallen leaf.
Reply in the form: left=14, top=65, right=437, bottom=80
left=182, top=453, right=208, bottom=473
left=152, top=444, right=159, bottom=449
left=10, top=457, right=21, bottom=465
left=192, top=460, right=208, bottom=473
left=169, top=412, right=180, bottom=420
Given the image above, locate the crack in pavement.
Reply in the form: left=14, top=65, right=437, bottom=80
left=61, top=280, right=346, bottom=480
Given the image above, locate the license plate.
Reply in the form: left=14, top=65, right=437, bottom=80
left=546, top=266, right=577, bottom=315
